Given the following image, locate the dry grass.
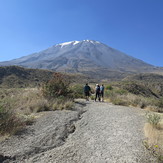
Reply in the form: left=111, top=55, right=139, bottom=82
left=105, top=88, right=163, bottom=111
left=0, top=88, right=47, bottom=114
left=144, top=115, right=163, bottom=162
left=0, top=88, right=74, bottom=136
left=104, top=84, right=163, bottom=161
left=51, top=99, right=74, bottom=110
left=0, top=88, right=74, bottom=113
left=0, top=106, right=25, bottom=135
left=103, top=80, right=163, bottom=113
left=106, top=92, right=150, bottom=108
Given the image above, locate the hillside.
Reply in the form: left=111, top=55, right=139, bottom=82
left=1, top=66, right=163, bottom=98
left=123, top=73, right=163, bottom=96
left=0, top=66, right=94, bottom=88
left=0, top=66, right=54, bottom=88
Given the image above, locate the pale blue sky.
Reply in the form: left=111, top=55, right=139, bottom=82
left=0, top=0, right=163, bottom=66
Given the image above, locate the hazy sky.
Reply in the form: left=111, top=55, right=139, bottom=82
left=0, top=0, right=163, bottom=66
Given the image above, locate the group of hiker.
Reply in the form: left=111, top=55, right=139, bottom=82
left=84, top=83, right=104, bottom=102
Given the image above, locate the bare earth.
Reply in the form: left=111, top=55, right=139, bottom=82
left=0, top=100, right=156, bottom=163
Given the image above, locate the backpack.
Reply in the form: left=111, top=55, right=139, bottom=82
left=96, top=86, right=100, bottom=93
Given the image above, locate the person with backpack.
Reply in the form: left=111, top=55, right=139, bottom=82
left=95, top=84, right=101, bottom=102
left=100, top=84, right=105, bottom=102
left=84, top=83, right=91, bottom=101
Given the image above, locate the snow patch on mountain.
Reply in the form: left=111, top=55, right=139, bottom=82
left=83, top=40, right=100, bottom=44
left=57, top=41, right=80, bottom=48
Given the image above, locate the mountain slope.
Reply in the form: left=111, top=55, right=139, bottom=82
left=0, top=40, right=154, bottom=71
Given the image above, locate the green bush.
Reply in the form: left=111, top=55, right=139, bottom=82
left=106, top=85, right=113, bottom=90
left=114, top=89, right=127, bottom=95
left=90, top=95, right=95, bottom=100
left=104, top=89, right=114, bottom=98
left=42, top=73, right=71, bottom=98
left=70, top=84, right=84, bottom=98
left=146, top=112, right=161, bottom=127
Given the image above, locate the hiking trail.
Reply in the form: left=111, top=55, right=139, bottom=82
left=0, top=99, right=156, bottom=163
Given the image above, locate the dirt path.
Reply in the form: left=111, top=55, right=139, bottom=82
left=0, top=100, right=156, bottom=163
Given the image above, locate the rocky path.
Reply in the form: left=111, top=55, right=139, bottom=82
left=0, top=100, right=156, bottom=163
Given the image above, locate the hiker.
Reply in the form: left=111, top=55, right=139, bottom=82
left=84, top=83, right=91, bottom=101
left=95, top=84, right=101, bottom=102
left=100, top=84, right=105, bottom=102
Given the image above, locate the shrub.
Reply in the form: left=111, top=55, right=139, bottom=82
left=63, top=100, right=74, bottom=110
left=70, top=84, right=84, bottom=98
left=155, top=98, right=163, bottom=112
left=128, top=95, right=148, bottom=108
left=144, top=123, right=163, bottom=162
left=111, top=98, right=129, bottom=106
left=51, top=98, right=74, bottom=110
left=114, top=89, right=127, bottom=95
left=106, top=85, right=113, bottom=90
left=104, top=89, right=115, bottom=98
left=42, top=73, right=71, bottom=98
left=90, top=95, right=95, bottom=100
left=146, top=112, right=161, bottom=127
left=0, top=86, right=75, bottom=136
left=0, top=105, right=25, bottom=135
left=33, top=100, right=50, bottom=112
left=105, top=87, right=128, bottom=105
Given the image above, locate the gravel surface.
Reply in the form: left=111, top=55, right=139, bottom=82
left=0, top=100, right=156, bottom=163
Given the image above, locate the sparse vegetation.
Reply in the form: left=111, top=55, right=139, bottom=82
left=144, top=114, right=163, bottom=162
left=0, top=87, right=75, bottom=136
left=0, top=72, right=77, bottom=136
left=42, top=72, right=71, bottom=98
left=70, top=84, right=85, bottom=98
left=0, top=66, right=92, bottom=88
left=103, top=78, right=163, bottom=112
left=1, top=66, right=163, bottom=150
left=0, top=104, right=25, bottom=135
left=0, top=66, right=53, bottom=88
left=105, top=85, right=113, bottom=90
left=146, top=112, right=161, bottom=127
left=155, top=98, right=163, bottom=112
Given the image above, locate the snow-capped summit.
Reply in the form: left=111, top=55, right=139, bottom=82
left=56, top=40, right=100, bottom=48
left=0, top=40, right=154, bottom=77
